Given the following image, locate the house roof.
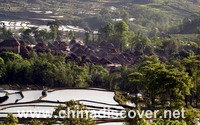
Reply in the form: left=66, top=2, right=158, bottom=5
left=118, top=54, right=131, bottom=64
left=73, top=43, right=82, bottom=48
left=19, top=40, right=28, bottom=46
left=99, top=58, right=112, bottom=65
left=87, top=43, right=97, bottom=50
left=89, top=55, right=99, bottom=63
left=48, top=43, right=58, bottom=50
left=34, top=43, right=48, bottom=51
left=98, top=49, right=108, bottom=58
left=111, top=56, right=121, bottom=64
left=57, top=42, right=68, bottom=51
left=85, top=49, right=97, bottom=57
left=70, top=46, right=78, bottom=52
left=99, top=41, right=115, bottom=49
left=66, top=53, right=78, bottom=62
left=0, top=39, right=20, bottom=47
left=20, top=46, right=29, bottom=54
left=69, top=39, right=77, bottom=46
left=109, top=48, right=118, bottom=53
left=59, top=42, right=68, bottom=46
left=73, top=48, right=86, bottom=56
left=99, top=41, right=107, bottom=47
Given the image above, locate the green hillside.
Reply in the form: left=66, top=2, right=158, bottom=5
left=0, top=0, right=200, bottom=35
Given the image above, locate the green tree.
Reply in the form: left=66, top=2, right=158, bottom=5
left=2, top=113, right=18, bottom=125
left=21, top=28, right=34, bottom=43
left=114, top=21, right=129, bottom=51
left=0, top=52, right=22, bottom=62
left=131, top=34, right=151, bottom=53
left=4, top=59, right=32, bottom=85
left=128, top=72, right=144, bottom=107
left=68, top=30, right=75, bottom=40
left=182, top=55, right=200, bottom=107
left=184, top=108, right=200, bottom=125
left=152, top=119, right=187, bottom=125
left=142, top=62, right=193, bottom=108
left=99, top=8, right=112, bottom=22
left=34, top=29, right=52, bottom=42
left=161, top=39, right=180, bottom=59
left=53, top=100, right=95, bottom=125
left=99, top=23, right=114, bottom=41
left=65, top=63, right=90, bottom=87
left=0, top=57, right=5, bottom=78
left=32, top=60, right=58, bottom=86
left=30, top=119, right=48, bottom=125
left=0, top=23, right=12, bottom=39
left=47, top=20, right=62, bottom=41
left=84, top=27, right=92, bottom=44
left=89, top=64, right=109, bottom=87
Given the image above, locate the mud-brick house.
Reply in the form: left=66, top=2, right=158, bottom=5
left=34, top=42, right=48, bottom=53
left=57, top=42, right=69, bottom=51
left=0, top=39, right=21, bottom=54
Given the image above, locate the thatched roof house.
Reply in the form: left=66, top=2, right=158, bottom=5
left=0, top=39, right=21, bottom=53
left=34, top=43, right=48, bottom=52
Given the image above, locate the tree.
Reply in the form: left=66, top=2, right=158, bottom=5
left=0, top=23, right=12, bottom=39
left=89, top=64, right=109, bottom=87
left=84, top=31, right=91, bottom=44
left=121, top=9, right=130, bottom=22
left=152, top=119, right=187, bottom=125
left=34, top=29, right=52, bottom=42
left=68, top=30, right=75, bottom=40
left=184, top=108, right=200, bottom=125
left=114, top=21, right=129, bottom=51
left=30, top=119, right=48, bottom=125
left=99, top=8, right=112, bottom=22
left=65, top=63, right=90, bottom=87
left=126, top=72, right=144, bottom=125
left=182, top=55, right=200, bottom=107
left=0, top=57, right=5, bottom=78
left=131, top=34, right=151, bottom=53
left=98, top=23, right=114, bottom=41
left=142, top=62, right=193, bottom=108
left=52, top=100, right=95, bottom=125
left=32, top=60, right=58, bottom=86
left=84, top=27, right=92, bottom=44
left=128, top=72, right=144, bottom=107
left=2, top=113, right=18, bottom=125
left=161, top=39, right=180, bottom=59
left=4, top=59, right=32, bottom=85
left=47, top=20, right=62, bottom=41
left=21, top=28, right=34, bottom=42
left=0, top=52, right=22, bottom=62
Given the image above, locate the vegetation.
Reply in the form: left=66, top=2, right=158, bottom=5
left=0, top=0, right=200, bottom=35
left=52, top=100, right=95, bottom=125
left=0, top=0, right=200, bottom=124
left=0, top=114, right=18, bottom=125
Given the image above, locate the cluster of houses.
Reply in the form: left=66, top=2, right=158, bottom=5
left=0, top=38, right=145, bottom=68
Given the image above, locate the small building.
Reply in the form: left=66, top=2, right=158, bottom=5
left=57, top=42, right=69, bottom=51
left=34, top=42, right=48, bottom=52
left=0, top=39, right=21, bottom=54
left=19, top=40, right=31, bottom=57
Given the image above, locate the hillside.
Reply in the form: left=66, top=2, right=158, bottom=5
left=0, top=0, right=200, bottom=35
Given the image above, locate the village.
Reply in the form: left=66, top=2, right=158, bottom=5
left=0, top=0, right=200, bottom=125
left=0, top=37, right=144, bottom=69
